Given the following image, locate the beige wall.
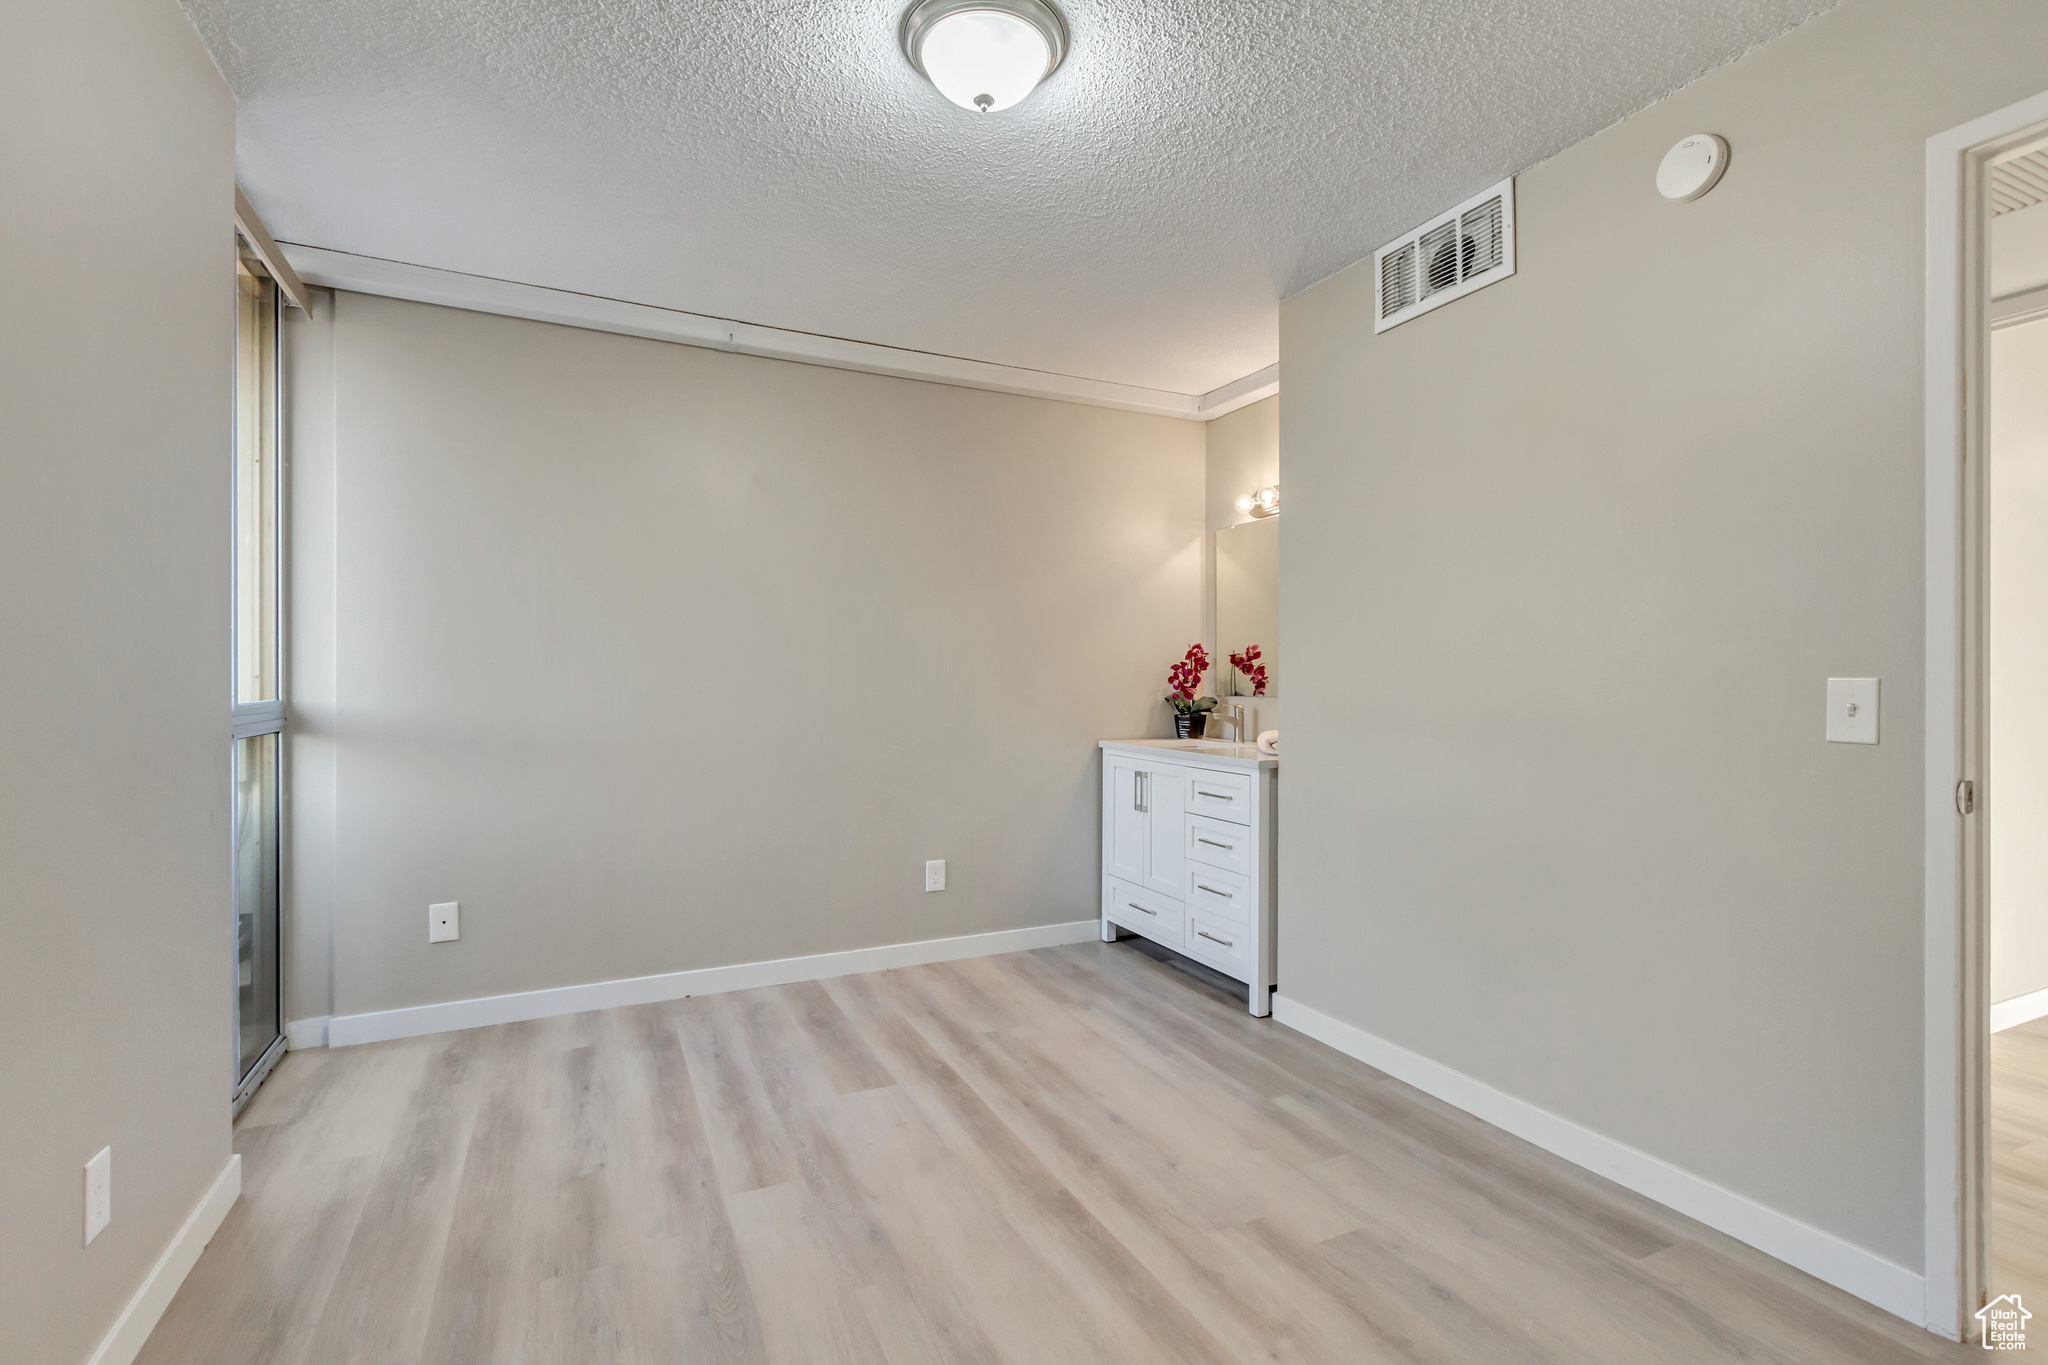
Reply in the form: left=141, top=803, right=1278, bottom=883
left=1992, top=317, right=2048, bottom=1007
left=0, top=1, right=236, bottom=1360
left=1279, top=0, right=2048, bottom=1276
left=286, top=292, right=1204, bottom=1022
left=1206, top=395, right=1279, bottom=533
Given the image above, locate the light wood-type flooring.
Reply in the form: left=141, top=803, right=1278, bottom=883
left=1994, top=1014, right=2048, bottom=1317
left=140, top=940, right=1970, bottom=1364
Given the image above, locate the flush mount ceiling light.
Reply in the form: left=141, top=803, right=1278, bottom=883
left=901, top=0, right=1068, bottom=113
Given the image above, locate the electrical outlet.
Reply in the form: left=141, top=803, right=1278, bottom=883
left=925, top=860, right=946, bottom=892
left=429, top=902, right=460, bottom=943
left=84, top=1146, right=111, bottom=1246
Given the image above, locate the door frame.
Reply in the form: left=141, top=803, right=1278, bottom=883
left=229, top=245, right=290, bottom=1113
left=1924, top=88, right=2048, bottom=1341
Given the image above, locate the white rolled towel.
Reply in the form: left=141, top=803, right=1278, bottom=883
left=1256, top=730, right=1279, bottom=755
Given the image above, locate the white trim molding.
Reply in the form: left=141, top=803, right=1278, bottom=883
left=1992, top=987, right=2048, bottom=1034
left=1992, top=282, right=2048, bottom=331
left=235, top=187, right=310, bottom=311
left=85, top=1154, right=241, bottom=1365
left=325, top=919, right=1100, bottom=1048
left=278, top=245, right=1276, bottom=423
left=1272, top=994, right=1926, bottom=1326
left=285, top=1016, right=330, bottom=1050
left=1195, top=363, right=1279, bottom=416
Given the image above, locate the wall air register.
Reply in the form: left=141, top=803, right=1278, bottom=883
left=1373, top=178, right=1515, bottom=333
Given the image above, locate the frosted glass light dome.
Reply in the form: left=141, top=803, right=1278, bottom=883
left=901, top=0, right=1067, bottom=114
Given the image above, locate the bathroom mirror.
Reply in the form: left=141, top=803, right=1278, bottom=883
left=1215, top=517, right=1277, bottom=697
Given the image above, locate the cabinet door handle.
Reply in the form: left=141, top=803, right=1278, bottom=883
left=1133, top=771, right=1142, bottom=812
left=1196, top=837, right=1233, bottom=850
left=1197, top=930, right=1234, bottom=948
left=1196, top=883, right=1233, bottom=898
left=1126, top=902, right=1156, bottom=917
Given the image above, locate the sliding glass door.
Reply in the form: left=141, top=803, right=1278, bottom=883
left=231, top=241, right=285, bottom=1110
left=233, top=732, right=280, bottom=1081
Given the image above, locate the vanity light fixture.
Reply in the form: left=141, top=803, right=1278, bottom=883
left=1235, top=485, right=1280, bottom=518
left=900, top=0, right=1068, bottom=113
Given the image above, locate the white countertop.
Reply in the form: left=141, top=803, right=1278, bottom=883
left=1099, top=738, right=1278, bottom=771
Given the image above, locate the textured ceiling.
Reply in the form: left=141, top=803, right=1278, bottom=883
left=184, top=0, right=1833, bottom=394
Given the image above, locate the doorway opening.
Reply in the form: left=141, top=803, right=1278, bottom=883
left=1928, top=90, right=2048, bottom=1346
left=1986, top=138, right=2048, bottom=1331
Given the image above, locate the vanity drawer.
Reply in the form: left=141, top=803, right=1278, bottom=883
left=1184, top=906, right=1253, bottom=980
left=1180, top=769, right=1252, bottom=825
left=1184, top=861, right=1251, bottom=927
left=1186, top=814, right=1251, bottom=875
left=1105, top=878, right=1181, bottom=949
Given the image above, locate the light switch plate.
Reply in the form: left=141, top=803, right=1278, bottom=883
left=84, top=1146, right=111, bottom=1246
left=1826, top=678, right=1879, bottom=744
left=925, top=860, right=945, bottom=892
left=429, top=902, right=460, bottom=943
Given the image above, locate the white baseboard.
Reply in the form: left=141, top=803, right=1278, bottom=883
left=1992, top=986, right=2048, bottom=1033
left=1270, top=994, right=1926, bottom=1328
left=285, top=1016, right=330, bottom=1050
left=85, top=1153, right=241, bottom=1365
left=327, top=919, right=1100, bottom=1048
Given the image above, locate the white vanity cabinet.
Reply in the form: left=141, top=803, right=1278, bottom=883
left=1099, top=739, right=1277, bottom=1015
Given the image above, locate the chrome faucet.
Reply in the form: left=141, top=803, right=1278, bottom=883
left=1209, top=701, right=1247, bottom=742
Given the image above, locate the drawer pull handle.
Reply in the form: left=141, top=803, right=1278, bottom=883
left=1126, top=902, right=1157, bottom=916
left=1196, top=790, right=1232, bottom=801
left=1196, top=837, right=1233, bottom=850
left=1197, top=930, right=1235, bottom=948
left=1196, top=884, right=1233, bottom=899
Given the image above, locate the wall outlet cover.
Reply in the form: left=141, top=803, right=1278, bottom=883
left=84, top=1146, right=111, bottom=1245
left=925, top=860, right=946, bottom=892
left=429, top=901, right=460, bottom=943
left=1825, top=678, right=1879, bottom=744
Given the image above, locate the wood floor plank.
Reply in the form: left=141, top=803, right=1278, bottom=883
left=829, top=1082, right=1135, bottom=1365
left=676, top=993, right=799, bottom=1195
left=1995, top=1015, right=2048, bottom=1317
left=878, top=965, right=1376, bottom=1363
left=785, top=978, right=901, bottom=1095
left=725, top=1179, right=892, bottom=1365
left=415, top=1022, right=546, bottom=1363
left=730, top=987, right=1009, bottom=1365
left=855, top=1011, right=1241, bottom=1365
left=1305, top=1147, right=1766, bottom=1364
left=1635, top=1241, right=1956, bottom=1365
left=138, top=942, right=1977, bottom=1364
left=299, top=1031, right=482, bottom=1365
left=623, top=1002, right=771, bottom=1363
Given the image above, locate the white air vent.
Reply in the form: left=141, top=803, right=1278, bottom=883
left=1373, top=178, right=1515, bottom=333
left=1992, top=149, right=2048, bottom=217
